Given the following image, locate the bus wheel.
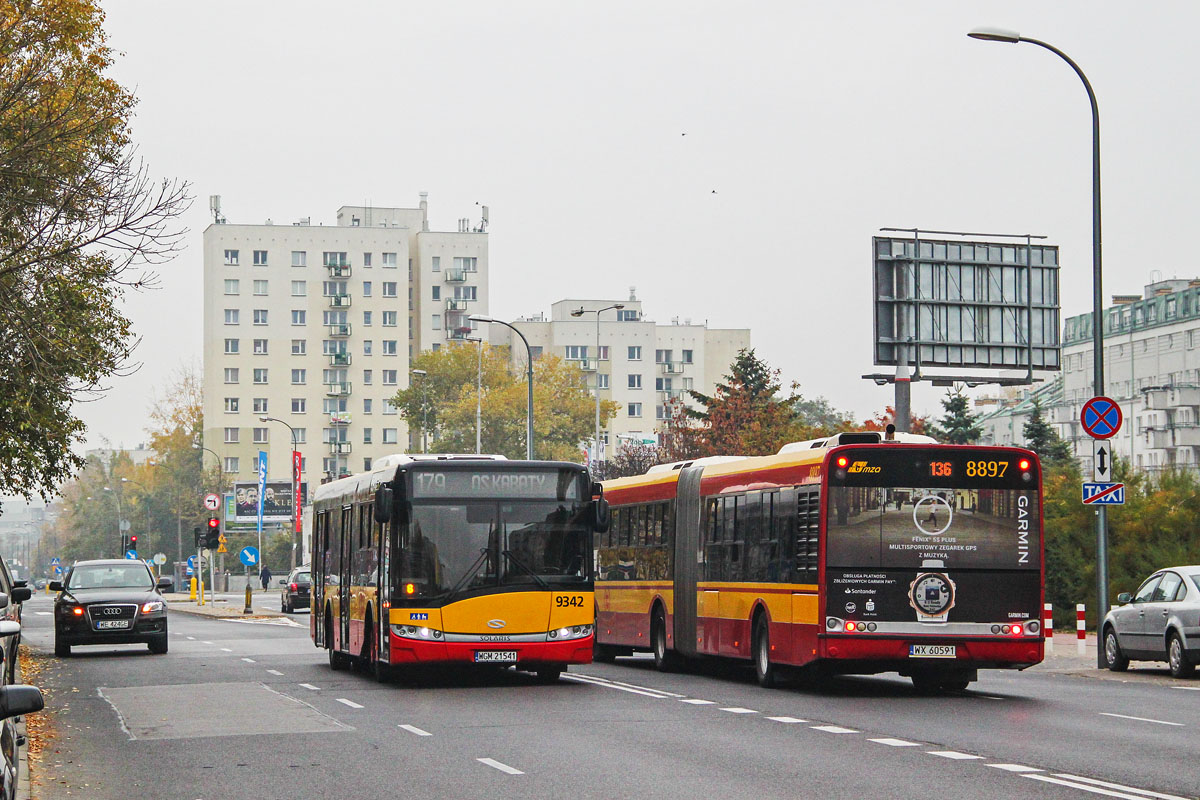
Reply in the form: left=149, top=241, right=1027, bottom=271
left=536, top=667, right=563, bottom=683
left=651, top=611, right=679, bottom=672
left=910, top=674, right=942, bottom=694
left=753, top=617, right=777, bottom=688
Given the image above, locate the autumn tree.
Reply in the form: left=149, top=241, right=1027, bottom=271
left=0, top=0, right=190, bottom=502
left=792, top=394, right=854, bottom=436
left=931, top=387, right=983, bottom=444
left=1023, top=399, right=1074, bottom=468
left=605, top=440, right=660, bottom=479
left=859, top=405, right=933, bottom=436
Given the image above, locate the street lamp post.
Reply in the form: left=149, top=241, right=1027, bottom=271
left=193, top=443, right=225, bottom=564
left=571, top=303, right=625, bottom=475
left=969, top=27, right=1109, bottom=666
left=260, top=416, right=301, bottom=569
left=465, top=337, right=484, bottom=454
left=470, top=315, right=535, bottom=460
left=410, top=369, right=430, bottom=454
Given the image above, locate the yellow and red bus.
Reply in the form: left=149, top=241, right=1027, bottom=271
left=312, top=455, right=608, bottom=682
left=595, top=432, right=1044, bottom=692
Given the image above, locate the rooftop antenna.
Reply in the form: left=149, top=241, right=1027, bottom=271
left=475, top=204, right=489, bottom=233
left=209, top=195, right=225, bottom=224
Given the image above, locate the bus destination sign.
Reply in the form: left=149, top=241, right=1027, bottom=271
left=411, top=469, right=582, bottom=501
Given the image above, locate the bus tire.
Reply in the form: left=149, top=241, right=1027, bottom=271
left=651, top=610, right=679, bottom=672
left=1104, top=626, right=1129, bottom=672
left=535, top=667, right=563, bottom=684
left=910, top=674, right=942, bottom=694
left=326, top=608, right=349, bottom=671
left=753, top=616, right=777, bottom=688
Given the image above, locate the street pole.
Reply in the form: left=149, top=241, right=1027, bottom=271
left=969, top=27, right=1108, bottom=666
left=467, top=337, right=484, bottom=453
left=469, top=315, right=535, bottom=459
left=260, top=416, right=300, bottom=570
left=571, top=303, right=624, bottom=474
left=410, top=370, right=429, bottom=453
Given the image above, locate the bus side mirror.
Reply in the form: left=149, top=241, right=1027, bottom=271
left=592, top=497, right=611, bottom=533
left=374, top=485, right=394, bottom=523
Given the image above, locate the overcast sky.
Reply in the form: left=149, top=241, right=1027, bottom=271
left=80, top=0, right=1200, bottom=451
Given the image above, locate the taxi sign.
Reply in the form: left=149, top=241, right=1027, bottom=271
left=1083, top=482, right=1125, bottom=505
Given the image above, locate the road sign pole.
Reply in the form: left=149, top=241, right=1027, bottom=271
left=196, top=546, right=204, bottom=606
left=1081, top=396, right=1122, bottom=671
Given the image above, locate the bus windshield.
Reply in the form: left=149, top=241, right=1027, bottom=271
left=400, top=499, right=591, bottom=598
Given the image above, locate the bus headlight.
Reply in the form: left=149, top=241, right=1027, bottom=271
left=547, top=624, right=592, bottom=641
left=390, top=625, right=443, bottom=640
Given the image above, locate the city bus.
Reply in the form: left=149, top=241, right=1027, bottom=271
left=311, top=454, right=608, bottom=682
left=594, top=431, right=1044, bottom=692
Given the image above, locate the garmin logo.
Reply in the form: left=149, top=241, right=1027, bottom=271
left=1017, top=495, right=1030, bottom=564
left=848, top=461, right=881, bottom=474
left=486, top=619, right=506, bottom=629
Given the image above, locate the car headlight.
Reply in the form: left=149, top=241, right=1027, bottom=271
left=390, top=624, right=443, bottom=640
left=141, top=600, right=164, bottom=613
left=547, top=624, right=593, bottom=641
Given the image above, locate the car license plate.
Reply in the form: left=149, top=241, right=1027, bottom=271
left=909, top=644, right=955, bottom=658
left=96, top=620, right=131, bottom=630
left=474, top=650, right=517, bottom=663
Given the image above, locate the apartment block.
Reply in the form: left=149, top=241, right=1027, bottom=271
left=489, top=291, right=750, bottom=460
left=201, top=195, right=488, bottom=486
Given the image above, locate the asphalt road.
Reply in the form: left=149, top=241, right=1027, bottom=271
left=16, top=593, right=1199, bottom=800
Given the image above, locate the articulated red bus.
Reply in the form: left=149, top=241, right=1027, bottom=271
left=594, top=432, right=1044, bottom=692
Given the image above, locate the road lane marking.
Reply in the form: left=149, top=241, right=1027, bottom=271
left=719, top=707, right=757, bottom=714
left=987, top=764, right=1042, bottom=773
left=561, top=674, right=672, bottom=698
left=336, top=698, right=363, bottom=709
left=927, top=751, right=982, bottom=760
left=34, top=611, right=51, bottom=616
left=266, top=669, right=283, bottom=676
left=679, top=699, right=715, bottom=705
left=1026, top=773, right=1189, bottom=800
left=606, top=679, right=686, bottom=697
left=477, top=758, right=523, bottom=775
left=1170, top=686, right=1200, bottom=691
left=811, top=725, right=857, bottom=734
left=1099, top=712, right=1183, bottom=727
left=298, top=684, right=320, bottom=691
left=241, top=658, right=256, bottom=663
left=870, top=738, right=920, bottom=747
left=186, top=637, right=195, bottom=640
left=767, top=716, right=806, bottom=724
left=220, top=648, right=232, bottom=652
left=399, top=724, right=431, bottom=737
left=202, top=641, right=213, bottom=645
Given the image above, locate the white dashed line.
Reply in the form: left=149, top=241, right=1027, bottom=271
left=928, top=751, right=982, bottom=760
left=987, top=764, right=1042, bottom=773
left=399, top=724, right=431, bottom=737
left=679, top=699, right=714, bottom=705
left=220, top=648, right=232, bottom=652
left=606, top=679, right=686, bottom=697
left=202, top=641, right=213, bottom=645
left=1170, top=686, right=1200, bottom=691
left=266, top=669, right=283, bottom=676
left=561, top=674, right=672, bottom=698
left=1025, top=773, right=1189, bottom=800
left=766, top=716, right=806, bottom=724
left=1099, top=712, right=1183, bottom=727
left=870, top=738, right=920, bottom=747
left=811, top=725, right=857, bottom=734
left=186, top=636, right=195, bottom=640
left=719, top=707, right=757, bottom=714
left=241, top=658, right=256, bottom=663
left=298, top=683, right=320, bottom=691
left=34, top=611, right=51, bottom=616
left=477, top=758, right=523, bottom=775
left=336, top=698, right=364, bottom=709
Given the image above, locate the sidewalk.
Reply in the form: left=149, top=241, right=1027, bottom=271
left=163, top=590, right=286, bottom=620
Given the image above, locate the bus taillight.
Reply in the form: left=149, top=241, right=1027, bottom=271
left=1019, top=459, right=1030, bottom=471
left=836, top=456, right=849, bottom=468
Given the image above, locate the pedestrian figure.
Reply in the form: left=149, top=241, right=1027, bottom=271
left=260, top=565, right=272, bottom=590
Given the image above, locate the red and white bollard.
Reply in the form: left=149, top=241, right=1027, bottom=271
left=1044, top=602, right=1054, bottom=654
left=1076, top=603, right=1087, bottom=656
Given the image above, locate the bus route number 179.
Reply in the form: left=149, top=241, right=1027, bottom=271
left=555, top=595, right=585, bottom=608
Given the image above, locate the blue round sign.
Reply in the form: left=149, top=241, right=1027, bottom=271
left=186, top=555, right=196, bottom=569
left=239, top=546, right=260, bottom=567
left=125, top=550, right=138, bottom=560
left=1081, top=396, right=1122, bottom=440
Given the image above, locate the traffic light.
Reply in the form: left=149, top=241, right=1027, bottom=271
left=193, top=526, right=202, bottom=549
left=129, top=534, right=138, bottom=554
left=204, top=517, right=220, bottom=549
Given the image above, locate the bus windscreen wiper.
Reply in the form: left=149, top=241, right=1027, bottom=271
left=501, top=550, right=549, bottom=589
left=443, top=547, right=492, bottom=598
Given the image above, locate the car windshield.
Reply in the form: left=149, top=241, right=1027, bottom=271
left=295, top=572, right=311, bottom=583
left=66, top=564, right=153, bottom=590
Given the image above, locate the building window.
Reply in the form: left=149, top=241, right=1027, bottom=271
left=432, top=256, right=440, bottom=272
left=565, top=345, right=588, bottom=361
left=432, top=286, right=440, bottom=301
left=291, top=398, right=306, bottom=413
left=224, top=368, right=239, bottom=384
left=597, top=345, right=609, bottom=361
left=382, top=340, right=397, bottom=355
left=224, top=427, right=239, bottom=443
left=362, top=281, right=372, bottom=297
left=628, top=374, right=642, bottom=389
left=363, top=369, right=373, bottom=385
left=323, top=251, right=349, bottom=267
left=253, top=339, right=268, bottom=355
left=628, top=346, right=642, bottom=360
left=291, top=280, right=306, bottom=296
left=383, top=428, right=398, bottom=444
left=453, top=285, right=477, bottom=301
left=382, top=311, right=397, bottom=327
left=224, top=249, right=239, bottom=265
left=289, top=310, right=305, bottom=326
left=291, top=250, right=307, bottom=267
left=291, top=368, right=306, bottom=385
left=253, top=250, right=268, bottom=266
left=224, top=279, right=239, bottom=295
left=253, top=368, right=268, bottom=384
left=682, top=349, right=693, bottom=364
left=382, top=252, right=397, bottom=268
left=253, top=397, right=268, bottom=414
left=253, top=427, right=269, bottom=444
left=382, top=399, right=397, bottom=415
left=224, top=309, right=239, bottom=325
left=363, top=428, right=373, bottom=445
left=655, top=349, right=673, bottom=364
left=656, top=405, right=667, bottom=420
left=597, top=373, right=609, bottom=389
left=363, top=311, right=372, bottom=327
left=363, top=252, right=372, bottom=268
left=363, top=340, right=373, bottom=356
left=253, top=309, right=268, bottom=325
left=224, top=397, right=239, bottom=413
left=454, top=256, right=477, bottom=272
left=291, top=339, right=306, bottom=355
left=618, top=310, right=639, bottom=322
left=224, top=456, right=239, bottom=473
left=293, top=428, right=307, bottom=444
left=253, top=279, right=268, bottom=296
left=383, top=369, right=397, bottom=385
left=656, top=377, right=672, bottom=391
left=224, top=338, right=239, bottom=354
left=627, top=402, right=642, bottom=418
left=431, top=316, right=441, bottom=331
left=382, top=281, right=397, bottom=298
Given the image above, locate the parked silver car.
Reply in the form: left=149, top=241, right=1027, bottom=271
left=1103, top=566, right=1200, bottom=677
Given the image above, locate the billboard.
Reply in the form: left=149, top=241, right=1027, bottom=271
left=233, top=481, right=308, bottom=523
left=873, top=236, right=1061, bottom=373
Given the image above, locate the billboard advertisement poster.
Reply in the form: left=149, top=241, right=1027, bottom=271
left=234, top=481, right=308, bottom=523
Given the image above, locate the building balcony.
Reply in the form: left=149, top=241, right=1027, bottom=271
left=657, top=389, right=683, bottom=401
left=326, top=264, right=352, bottom=277
left=444, top=268, right=467, bottom=283
left=325, top=382, right=352, bottom=397
left=328, top=441, right=352, bottom=455
left=577, top=359, right=596, bottom=372
left=329, top=412, right=352, bottom=426
left=1144, top=429, right=1171, bottom=450
left=445, top=326, right=472, bottom=341
left=328, top=352, right=352, bottom=367
left=1143, top=388, right=1170, bottom=410
left=446, top=298, right=471, bottom=311
left=1167, top=387, right=1200, bottom=409
left=1173, top=427, right=1200, bottom=447
left=329, top=294, right=352, bottom=308
left=660, top=362, right=685, bottom=374
left=328, top=324, right=352, bottom=337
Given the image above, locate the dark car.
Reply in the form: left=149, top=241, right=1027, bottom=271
left=0, top=681, right=43, bottom=800
left=51, top=559, right=172, bottom=656
left=0, top=557, right=31, bottom=684
left=280, top=566, right=311, bottom=614
left=1103, top=565, right=1200, bottom=677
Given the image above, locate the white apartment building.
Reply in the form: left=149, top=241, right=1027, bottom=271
left=979, top=278, right=1200, bottom=474
left=201, top=195, right=489, bottom=487
left=489, top=292, right=750, bottom=459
